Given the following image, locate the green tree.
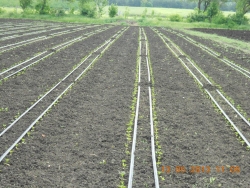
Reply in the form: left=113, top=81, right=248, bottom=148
left=35, top=0, right=50, bottom=14
left=108, top=3, right=118, bottom=17
left=79, top=0, right=97, bottom=17
left=141, top=0, right=153, bottom=7
left=235, top=0, right=250, bottom=15
left=206, top=0, right=220, bottom=21
left=95, top=0, right=108, bottom=17
left=187, top=0, right=228, bottom=12
left=19, top=0, right=32, bottom=10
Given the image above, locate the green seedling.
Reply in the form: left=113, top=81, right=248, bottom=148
left=100, top=160, right=106, bottom=165
left=9, top=150, right=14, bottom=155
left=4, top=158, right=10, bottom=165
left=122, top=159, right=127, bottom=168
left=21, top=138, right=25, bottom=144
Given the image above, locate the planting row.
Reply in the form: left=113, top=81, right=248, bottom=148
left=177, top=28, right=250, bottom=71
left=0, top=21, right=250, bottom=187
left=0, top=25, right=106, bottom=72
left=159, top=28, right=250, bottom=126
left=0, top=26, right=138, bottom=188
left=144, top=27, right=250, bottom=187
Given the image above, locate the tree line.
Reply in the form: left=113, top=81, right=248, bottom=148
left=18, top=0, right=250, bottom=19
left=108, top=0, right=237, bottom=11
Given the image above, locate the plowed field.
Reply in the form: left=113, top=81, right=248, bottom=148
left=0, top=19, right=250, bottom=188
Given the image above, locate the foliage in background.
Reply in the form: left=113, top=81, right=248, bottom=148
left=124, top=6, right=129, bottom=18
left=169, top=14, right=183, bottom=21
left=206, top=0, right=220, bottom=22
left=19, top=0, right=32, bottom=10
left=187, top=0, right=249, bottom=26
left=35, top=0, right=50, bottom=14
left=187, top=8, right=208, bottom=22
left=141, top=7, right=147, bottom=18
left=0, top=7, right=5, bottom=14
left=108, top=3, right=118, bottom=17
left=151, top=9, right=154, bottom=17
left=141, top=0, right=153, bottom=7
left=236, top=0, right=250, bottom=15
left=95, top=0, right=108, bottom=17
left=79, top=0, right=96, bottom=17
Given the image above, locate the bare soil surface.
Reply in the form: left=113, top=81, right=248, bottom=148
left=190, top=28, right=250, bottom=42
left=159, top=28, right=250, bottom=124
left=1, top=19, right=250, bottom=188
left=0, top=26, right=123, bottom=154
left=0, top=26, right=138, bottom=187
left=177, top=29, right=250, bottom=70
left=146, top=27, right=250, bottom=188
left=0, top=25, right=106, bottom=71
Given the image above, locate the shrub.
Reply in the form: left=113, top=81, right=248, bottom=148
left=23, top=7, right=35, bottom=14
left=169, top=14, right=182, bottom=22
left=0, top=7, right=5, bottom=14
left=54, top=9, right=66, bottom=16
left=141, top=8, right=147, bottom=18
left=187, top=11, right=207, bottom=22
left=206, top=1, right=219, bottom=22
left=80, top=1, right=96, bottom=17
left=35, top=0, right=50, bottom=14
left=157, top=17, right=162, bottom=21
left=124, top=7, right=129, bottom=19
left=212, top=12, right=227, bottom=24
left=227, top=13, right=248, bottom=25
left=108, top=4, right=118, bottom=18
left=19, top=0, right=32, bottom=10
left=96, top=0, right=108, bottom=17
left=226, top=19, right=236, bottom=28
left=151, top=10, right=155, bottom=17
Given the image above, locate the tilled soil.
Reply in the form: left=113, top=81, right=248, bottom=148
left=176, top=29, right=250, bottom=70
left=0, top=26, right=122, bottom=144
left=0, top=25, right=106, bottom=71
left=145, top=27, right=250, bottom=188
left=0, top=26, right=138, bottom=187
left=159, top=28, right=250, bottom=125
left=132, top=33, right=155, bottom=188
left=190, top=28, right=250, bottom=42
left=0, top=26, right=81, bottom=46
left=1, top=19, right=250, bottom=188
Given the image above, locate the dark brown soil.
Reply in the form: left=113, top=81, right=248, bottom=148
left=159, top=28, right=250, bottom=124
left=1, top=19, right=250, bottom=188
left=0, top=25, right=138, bottom=187
left=176, top=29, right=250, bottom=71
left=0, top=25, right=106, bottom=71
left=0, top=26, right=123, bottom=154
left=190, top=28, right=250, bottom=42
left=145, top=27, right=250, bottom=188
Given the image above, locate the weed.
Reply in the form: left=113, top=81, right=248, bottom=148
left=122, top=159, right=127, bottom=168
left=100, top=159, right=106, bottom=165
left=4, top=158, right=10, bottom=165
